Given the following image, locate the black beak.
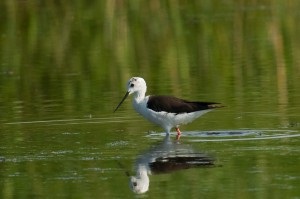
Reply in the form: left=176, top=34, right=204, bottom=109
left=113, top=91, right=129, bottom=112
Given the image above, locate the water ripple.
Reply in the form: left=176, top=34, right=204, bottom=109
left=3, top=116, right=142, bottom=126
left=147, top=129, right=300, bottom=142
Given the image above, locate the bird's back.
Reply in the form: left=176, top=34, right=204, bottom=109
left=147, top=95, right=223, bottom=114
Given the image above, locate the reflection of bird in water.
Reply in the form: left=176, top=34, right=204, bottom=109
left=128, top=135, right=215, bottom=194
left=114, top=77, right=224, bottom=140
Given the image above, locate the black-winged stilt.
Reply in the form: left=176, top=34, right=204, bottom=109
left=114, top=77, right=224, bottom=139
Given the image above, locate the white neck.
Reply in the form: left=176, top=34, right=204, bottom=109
left=133, top=89, right=146, bottom=102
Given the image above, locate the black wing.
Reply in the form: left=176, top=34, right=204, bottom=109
left=147, top=95, right=223, bottom=114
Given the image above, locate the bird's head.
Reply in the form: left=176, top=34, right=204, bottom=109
left=114, top=77, right=147, bottom=112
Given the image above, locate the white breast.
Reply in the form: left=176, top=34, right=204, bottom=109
left=133, top=96, right=212, bottom=132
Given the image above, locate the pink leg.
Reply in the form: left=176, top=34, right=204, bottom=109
left=175, top=127, right=181, bottom=140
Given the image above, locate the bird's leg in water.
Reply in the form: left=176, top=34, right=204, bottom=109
left=175, top=127, right=181, bottom=140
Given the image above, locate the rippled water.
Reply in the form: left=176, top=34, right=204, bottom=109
left=1, top=113, right=300, bottom=198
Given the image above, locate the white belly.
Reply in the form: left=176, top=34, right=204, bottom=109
left=145, top=109, right=211, bottom=127
left=133, top=98, right=212, bottom=131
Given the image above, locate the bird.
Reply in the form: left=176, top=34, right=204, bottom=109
left=114, top=77, right=224, bottom=140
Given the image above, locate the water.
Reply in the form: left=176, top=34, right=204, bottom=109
left=1, top=1, right=300, bottom=198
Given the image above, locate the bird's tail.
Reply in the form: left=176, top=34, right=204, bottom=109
left=207, top=103, right=225, bottom=109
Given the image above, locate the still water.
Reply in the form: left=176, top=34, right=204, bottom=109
left=1, top=1, right=300, bottom=198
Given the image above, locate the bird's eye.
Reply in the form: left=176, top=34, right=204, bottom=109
left=133, top=182, right=137, bottom=186
left=130, top=84, right=134, bottom=87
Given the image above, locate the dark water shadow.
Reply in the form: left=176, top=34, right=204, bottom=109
left=119, top=135, right=215, bottom=194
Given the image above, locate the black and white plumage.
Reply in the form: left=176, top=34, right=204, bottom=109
left=147, top=95, right=221, bottom=114
left=114, top=77, right=223, bottom=139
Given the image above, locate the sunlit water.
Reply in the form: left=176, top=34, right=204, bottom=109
left=1, top=1, right=300, bottom=199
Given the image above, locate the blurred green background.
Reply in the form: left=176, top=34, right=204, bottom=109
left=1, top=0, right=300, bottom=121
left=1, top=1, right=300, bottom=198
